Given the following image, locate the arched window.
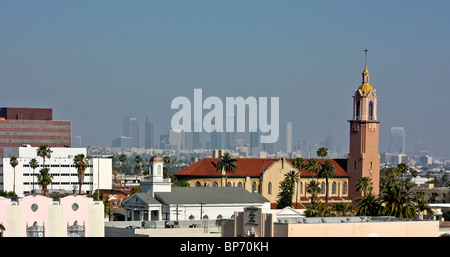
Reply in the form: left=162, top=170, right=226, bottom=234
left=356, top=101, right=361, bottom=120
left=343, top=182, right=348, bottom=195
left=369, top=101, right=374, bottom=120
left=195, top=181, right=202, bottom=187
left=212, top=182, right=218, bottom=187
left=332, top=182, right=337, bottom=194
left=237, top=182, right=243, bottom=187
left=299, top=182, right=303, bottom=194
left=157, top=165, right=162, bottom=176
left=321, top=182, right=325, bottom=194
left=268, top=182, right=272, bottom=195
left=203, top=215, right=209, bottom=220
left=252, top=182, right=257, bottom=192
left=226, top=182, right=232, bottom=187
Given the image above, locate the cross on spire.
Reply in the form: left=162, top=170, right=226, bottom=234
left=364, top=48, right=369, bottom=67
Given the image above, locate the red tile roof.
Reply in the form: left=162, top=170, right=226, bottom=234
left=175, top=158, right=349, bottom=178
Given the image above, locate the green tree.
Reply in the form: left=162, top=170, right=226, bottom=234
left=119, top=154, right=127, bottom=179
left=37, top=145, right=52, bottom=168
left=134, top=155, right=143, bottom=180
left=37, top=168, right=52, bottom=197
left=355, top=192, right=381, bottom=216
left=305, top=200, right=331, bottom=217
left=316, top=147, right=328, bottom=159
left=356, top=177, right=373, bottom=197
left=215, top=153, right=237, bottom=186
left=318, top=159, right=336, bottom=203
left=305, top=158, right=321, bottom=180
left=332, top=202, right=353, bottom=216
left=414, top=191, right=433, bottom=218
left=306, top=180, right=321, bottom=203
left=73, top=154, right=89, bottom=195
left=29, top=158, right=39, bottom=194
left=276, top=173, right=295, bottom=209
left=381, top=183, right=416, bottom=218
left=292, top=157, right=304, bottom=207
left=9, top=156, right=18, bottom=193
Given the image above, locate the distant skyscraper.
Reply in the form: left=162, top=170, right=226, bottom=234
left=123, top=116, right=139, bottom=148
left=286, top=122, right=292, bottom=153
left=210, top=131, right=222, bottom=149
left=389, top=127, right=405, bottom=154
left=74, top=136, right=82, bottom=147
left=169, top=130, right=185, bottom=151
left=326, top=134, right=333, bottom=154
left=250, top=131, right=260, bottom=156
left=144, top=117, right=154, bottom=149
left=225, top=114, right=236, bottom=150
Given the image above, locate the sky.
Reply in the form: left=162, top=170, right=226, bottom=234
left=1, top=1, right=449, bottom=158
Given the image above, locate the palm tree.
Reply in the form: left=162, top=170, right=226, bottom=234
left=332, top=202, right=353, bottom=216
left=306, top=180, right=321, bottom=203
left=318, top=159, right=336, bottom=203
left=305, top=158, right=321, bottom=180
left=73, top=154, right=89, bottom=195
left=134, top=155, right=143, bottom=180
left=37, top=168, right=52, bottom=197
left=29, top=158, right=39, bottom=194
left=9, top=156, right=18, bottom=193
left=381, top=183, right=416, bottom=218
left=119, top=154, right=127, bottom=179
left=292, top=158, right=304, bottom=207
left=355, top=192, right=381, bottom=216
left=316, top=147, right=328, bottom=159
left=215, top=153, right=237, bottom=187
left=36, top=145, right=52, bottom=168
left=414, top=192, right=433, bottom=219
left=355, top=177, right=373, bottom=197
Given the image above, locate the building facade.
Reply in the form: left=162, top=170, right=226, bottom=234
left=0, top=107, right=71, bottom=156
left=0, top=146, right=112, bottom=197
left=0, top=194, right=104, bottom=237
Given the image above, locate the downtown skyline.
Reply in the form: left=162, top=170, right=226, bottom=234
left=1, top=1, right=449, bottom=158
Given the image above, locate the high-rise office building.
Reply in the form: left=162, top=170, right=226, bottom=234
left=286, top=122, right=292, bottom=153
left=0, top=107, right=71, bottom=156
left=123, top=116, right=139, bottom=148
left=210, top=131, right=222, bottom=149
left=144, top=117, right=154, bottom=149
left=389, top=127, right=405, bottom=154
left=250, top=131, right=260, bottom=156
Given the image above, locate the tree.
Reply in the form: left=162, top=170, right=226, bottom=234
left=292, top=157, right=304, bottom=207
left=318, top=159, right=336, bottom=203
left=134, top=155, right=142, bottom=180
left=119, top=154, right=127, bottom=179
left=9, top=156, right=18, bottom=193
left=305, top=200, right=331, bottom=217
left=29, top=158, right=39, bottom=194
left=316, top=147, right=328, bottom=159
left=332, top=202, right=353, bottom=216
left=276, top=173, right=295, bottom=209
left=215, top=153, right=237, bottom=186
left=73, top=154, right=89, bottom=195
left=306, top=180, right=321, bottom=203
left=380, top=183, right=416, bottom=218
left=355, top=177, right=373, bottom=197
left=354, top=192, right=381, bottom=216
left=37, top=145, right=52, bottom=168
left=305, top=158, right=321, bottom=180
left=414, top=191, right=433, bottom=218
left=37, top=168, right=52, bottom=197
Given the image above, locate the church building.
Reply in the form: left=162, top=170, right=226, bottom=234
left=175, top=52, right=381, bottom=207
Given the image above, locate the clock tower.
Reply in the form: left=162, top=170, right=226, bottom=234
left=348, top=49, right=380, bottom=200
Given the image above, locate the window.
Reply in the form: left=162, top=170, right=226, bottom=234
left=252, top=182, right=257, bottom=192
left=212, top=182, right=218, bottom=187
left=356, top=101, right=361, bottom=119
left=353, top=161, right=357, bottom=170
left=343, top=182, right=348, bottom=195
left=332, top=182, right=336, bottom=194
left=226, top=182, right=232, bottom=187
left=369, top=101, right=374, bottom=120
left=268, top=182, right=272, bottom=195
left=321, top=182, right=325, bottom=194
left=237, top=182, right=242, bottom=187
left=299, top=182, right=303, bottom=194
left=370, top=161, right=373, bottom=171
left=195, top=181, right=202, bottom=187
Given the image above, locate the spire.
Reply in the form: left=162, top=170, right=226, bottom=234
left=362, top=48, right=370, bottom=85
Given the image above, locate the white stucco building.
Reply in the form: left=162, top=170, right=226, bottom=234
left=0, top=145, right=112, bottom=197
left=122, top=155, right=271, bottom=222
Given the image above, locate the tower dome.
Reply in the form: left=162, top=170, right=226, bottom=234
left=150, top=155, right=163, bottom=162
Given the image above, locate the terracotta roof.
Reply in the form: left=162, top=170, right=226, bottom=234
left=175, top=158, right=349, bottom=178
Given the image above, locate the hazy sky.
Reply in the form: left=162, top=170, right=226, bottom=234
left=1, top=1, right=449, bottom=158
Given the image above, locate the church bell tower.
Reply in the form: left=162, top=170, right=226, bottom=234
left=348, top=49, right=381, bottom=200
